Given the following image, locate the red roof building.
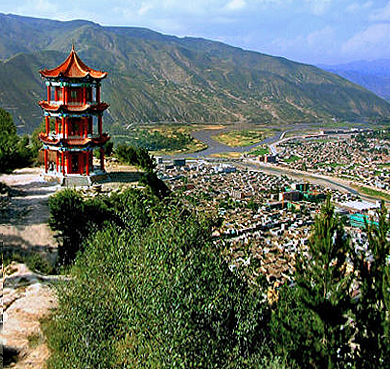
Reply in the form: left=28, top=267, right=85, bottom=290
left=38, top=46, right=110, bottom=184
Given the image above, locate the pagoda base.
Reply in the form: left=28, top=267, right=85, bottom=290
left=42, top=170, right=109, bottom=187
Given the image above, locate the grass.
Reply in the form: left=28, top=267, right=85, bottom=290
left=113, top=124, right=208, bottom=154
left=210, top=152, right=243, bottom=159
left=353, top=185, right=390, bottom=202
left=4, top=251, right=55, bottom=275
left=28, top=332, right=43, bottom=348
left=151, top=140, right=207, bottom=156
left=284, top=129, right=319, bottom=138
left=284, top=155, right=301, bottom=163
left=212, top=130, right=269, bottom=147
left=249, top=146, right=270, bottom=156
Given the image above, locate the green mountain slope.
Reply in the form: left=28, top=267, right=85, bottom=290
left=1, top=13, right=390, bottom=133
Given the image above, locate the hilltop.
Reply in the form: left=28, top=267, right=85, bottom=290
left=1, top=13, right=390, bottom=133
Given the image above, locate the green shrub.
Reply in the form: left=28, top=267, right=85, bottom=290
left=115, top=144, right=156, bottom=171
left=26, top=253, right=55, bottom=275
left=45, top=202, right=271, bottom=368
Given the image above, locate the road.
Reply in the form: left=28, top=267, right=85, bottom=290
left=241, top=159, right=388, bottom=205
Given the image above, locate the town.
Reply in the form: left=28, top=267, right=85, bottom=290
left=156, top=156, right=379, bottom=287
left=273, top=128, right=390, bottom=192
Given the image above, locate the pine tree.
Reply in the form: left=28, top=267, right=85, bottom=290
left=352, top=201, right=390, bottom=368
left=272, top=195, right=354, bottom=368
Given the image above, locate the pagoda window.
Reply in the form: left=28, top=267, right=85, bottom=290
left=86, top=87, right=92, bottom=102
left=69, top=88, right=82, bottom=104
left=56, top=88, right=63, bottom=102
left=69, top=118, right=83, bottom=137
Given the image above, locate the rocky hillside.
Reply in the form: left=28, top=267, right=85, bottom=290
left=1, top=13, right=390, bottom=133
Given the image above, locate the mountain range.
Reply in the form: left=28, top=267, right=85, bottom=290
left=1, top=13, right=390, bottom=134
left=320, top=60, right=390, bottom=102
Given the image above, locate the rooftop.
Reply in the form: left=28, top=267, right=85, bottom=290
left=39, top=45, right=107, bottom=80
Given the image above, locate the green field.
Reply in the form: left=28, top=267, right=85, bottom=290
left=212, top=130, right=270, bottom=147
left=284, top=155, right=301, bottom=163
left=110, top=123, right=208, bottom=154
left=249, top=146, right=270, bottom=156
left=353, top=185, right=390, bottom=202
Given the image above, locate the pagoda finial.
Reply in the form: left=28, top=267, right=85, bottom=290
left=71, top=41, right=75, bottom=52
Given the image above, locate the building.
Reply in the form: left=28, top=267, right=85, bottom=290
left=213, top=164, right=236, bottom=173
left=173, top=159, right=186, bottom=167
left=350, top=213, right=378, bottom=228
left=264, top=155, right=277, bottom=163
left=38, top=45, right=110, bottom=185
left=291, top=183, right=309, bottom=192
left=279, top=190, right=302, bottom=202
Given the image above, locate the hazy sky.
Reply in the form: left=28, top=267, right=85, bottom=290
left=2, top=0, right=390, bottom=65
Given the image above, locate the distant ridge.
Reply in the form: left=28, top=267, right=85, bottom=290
left=1, top=13, right=390, bottom=133
left=320, top=60, right=390, bottom=102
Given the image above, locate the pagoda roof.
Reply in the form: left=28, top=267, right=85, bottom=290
left=39, top=45, right=107, bottom=80
left=39, top=132, right=110, bottom=147
left=38, top=101, right=109, bottom=113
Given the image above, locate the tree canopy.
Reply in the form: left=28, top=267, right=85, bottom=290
left=0, top=107, right=34, bottom=173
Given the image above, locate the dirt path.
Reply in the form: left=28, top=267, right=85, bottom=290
left=2, top=263, right=58, bottom=368
left=1, top=168, right=60, bottom=368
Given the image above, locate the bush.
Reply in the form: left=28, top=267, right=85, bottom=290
left=115, top=144, right=156, bottom=171
left=45, top=200, right=271, bottom=368
left=26, top=253, right=55, bottom=275
left=49, top=189, right=114, bottom=265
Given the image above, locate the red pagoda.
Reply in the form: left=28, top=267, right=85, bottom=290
left=38, top=45, right=110, bottom=185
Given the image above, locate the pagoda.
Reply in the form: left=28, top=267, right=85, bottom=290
left=38, top=45, right=110, bottom=185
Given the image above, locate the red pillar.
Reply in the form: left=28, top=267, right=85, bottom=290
left=83, top=87, right=86, bottom=105
left=44, top=149, right=48, bottom=173
left=56, top=151, right=59, bottom=172
left=84, top=118, right=88, bottom=138
left=66, top=152, right=69, bottom=174
left=45, top=116, right=50, bottom=135
left=65, top=119, right=69, bottom=138
left=98, top=115, right=102, bottom=136
left=47, top=85, right=51, bottom=101
left=62, top=117, right=65, bottom=138
left=62, top=86, right=65, bottom=103
left=86, top=151, right=90, bottom=176
left=61, top=151, right=65, bottom=175
left=54, top=88, right=58, bottom=101
left=55, top=118, right=58, bottom=135
left=100, top=148, right=105, bottom=171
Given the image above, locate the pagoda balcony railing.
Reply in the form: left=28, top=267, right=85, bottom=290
left=67, top=101, right=94, bottom=106
left=48, top=132, right=103, bottom=140
left=49, top=100, right=95, bottom=106
left=50, top=100, right=64, bottom=105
